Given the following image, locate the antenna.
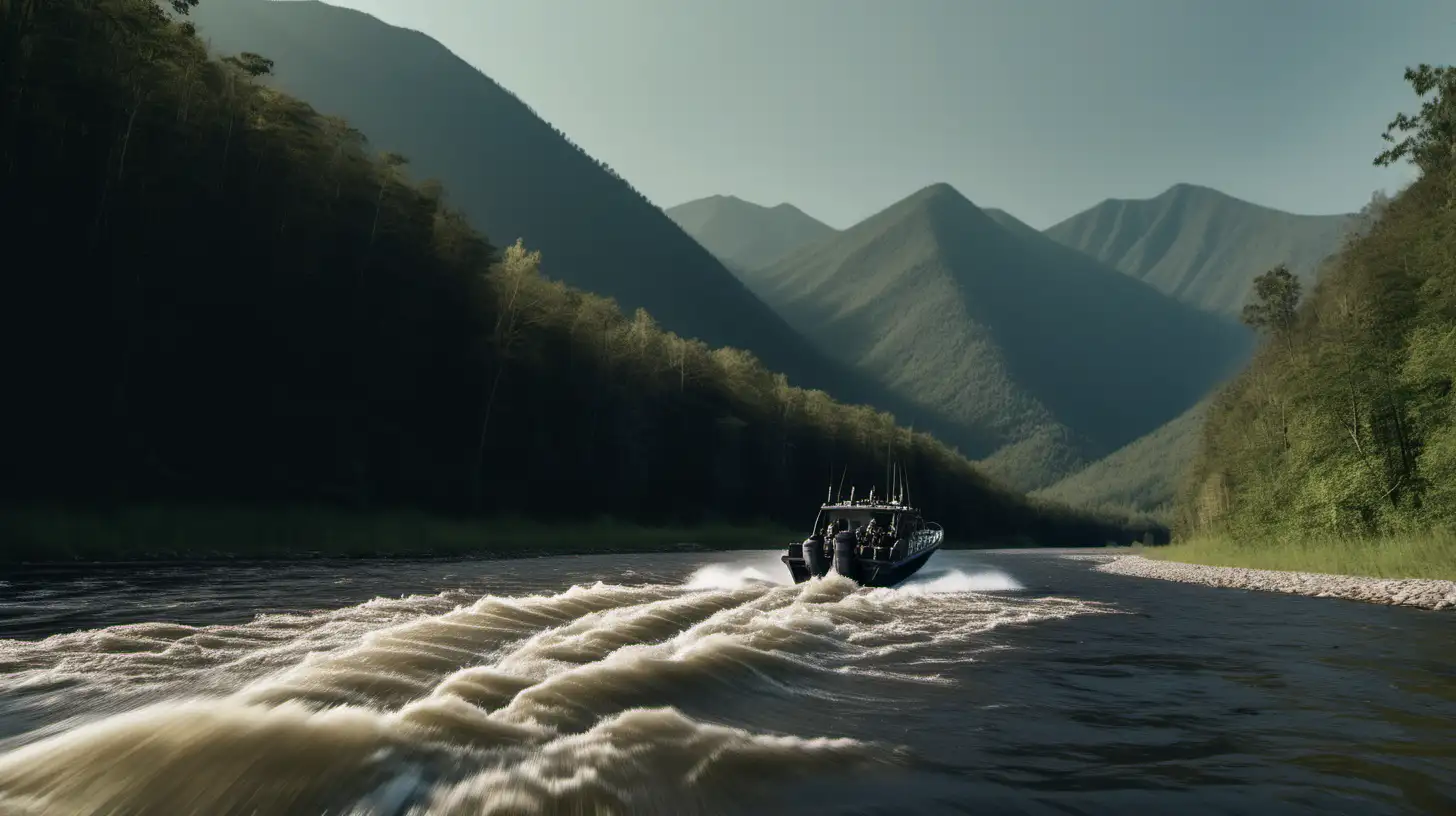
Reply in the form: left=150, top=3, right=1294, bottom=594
left=835, top=465, right=848, bottom=503
left=885, top=434, right=892, bottom=505
left=849, top=486, right=856, bottom=503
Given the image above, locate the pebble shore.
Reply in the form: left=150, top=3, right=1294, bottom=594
left=1087, top=554, right=1456, bottom=611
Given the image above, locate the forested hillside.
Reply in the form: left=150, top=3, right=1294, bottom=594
left=0, top=0, right=1153, bottom=548
left=1035, top=401, right=1210, bottom=518
left=185, top=0, right=902, bottom=417
left=1046, top=183, right=1353, bottom=317
left=1180, top=64, right=1456, bottom=539
left=736, top=183, right=1252, bottom=491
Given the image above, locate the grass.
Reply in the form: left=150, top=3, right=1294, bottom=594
left=1143, top=530, right=1456, bottom=581
left=0, top=503, right=799, bottom=565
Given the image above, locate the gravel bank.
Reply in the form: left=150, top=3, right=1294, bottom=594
left=1092, top=555, right=1456, bottom=611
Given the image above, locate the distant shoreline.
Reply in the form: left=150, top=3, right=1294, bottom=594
left=0, top=504, right=797, bottom=568
left=1085, top=554, right=1455, bottom=611
left=0, top=503, right=1073, bottom=569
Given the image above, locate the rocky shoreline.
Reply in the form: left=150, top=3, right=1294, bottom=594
left=1088, top=555, right=1456, bottom=611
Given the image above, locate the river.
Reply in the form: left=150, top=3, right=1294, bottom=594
left=0, top=549, right=1451, bottom=815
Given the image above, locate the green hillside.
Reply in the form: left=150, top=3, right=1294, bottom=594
left=1180, top=64, right=1456, bottom=541
left=0, top=0, right=1157, bottom=555
left=186, top=0, right=889, bottom=413
left=1035, top=400, right=1211, bottom=518
left=1045, top=183, right=1353, bottom=316
left=736, top=183, right=1254, bottom=490
left=666, top=195, right=837, bottom=270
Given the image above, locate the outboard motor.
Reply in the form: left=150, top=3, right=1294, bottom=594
left=802, top=535, right=829, bottom=578
left=832, top=530, right=860, bottom=582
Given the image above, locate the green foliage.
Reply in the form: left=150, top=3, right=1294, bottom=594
left=1179, top=64, right=1456, bottom=548
left=736, top=182, right=1252, bottom=490
left=185, top=0, right=891, bottom=414
left=1374, top=64, right=1456, bottom=177
left=1034, top=400, right=1210, bottom=518
left=0, top=0, right=1153, bottom=552
left=1148, top=531, right=1456, bottom=581
left=1240, top=263, right=1302, bottom=337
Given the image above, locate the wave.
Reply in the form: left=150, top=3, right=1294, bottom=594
left=0, top=560, right=1112, bottom=814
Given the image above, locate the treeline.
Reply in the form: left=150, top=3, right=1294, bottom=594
left=0, top=0, right=1153, bottom=547
left=1179, top=64, right=1456, bottom=539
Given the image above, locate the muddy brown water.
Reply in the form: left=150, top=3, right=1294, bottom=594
left=0, top=549, right=1452, bottom=815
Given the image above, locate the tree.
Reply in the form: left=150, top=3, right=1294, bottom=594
left=1241, top=264, right=1302, bottom=340
left=1374, top=64, right=1456, bottom=176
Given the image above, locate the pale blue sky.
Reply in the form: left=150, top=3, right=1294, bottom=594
left=327, top=0, right=1448, bottom=228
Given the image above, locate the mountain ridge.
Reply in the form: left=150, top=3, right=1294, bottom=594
left=1046, top=182, right=1355, bottom=315
left=190, top=0, right=894, bottom=413
left=735, top=181, right=1253, bottom=490
left=665, top=194, right=837, bottom=270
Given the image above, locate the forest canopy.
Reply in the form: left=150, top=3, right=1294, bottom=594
left=0, top=0, right=1152, bottom=547
left=1179, top=63, right=1456, bottom=539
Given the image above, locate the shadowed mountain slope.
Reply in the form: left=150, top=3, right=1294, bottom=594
left=983, top=208, right=1044, bottom=242
left=1045, top=183, right=1354, bottom=315
left=735, top=183, right=1253, bottom=490
left=666, top=195, right=837, bottom=270
left=190, top=0, right=885, bottom=407
left=1034, top=399, right=1211, bottom=516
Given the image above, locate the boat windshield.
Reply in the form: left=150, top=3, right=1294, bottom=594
left=823, top=509, right=898, bottom=532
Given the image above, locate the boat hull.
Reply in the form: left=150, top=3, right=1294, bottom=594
left=781, top=540, right=942, bottom=588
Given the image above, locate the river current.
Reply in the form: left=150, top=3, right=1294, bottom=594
left=0, top=550, right=1451, bottom=815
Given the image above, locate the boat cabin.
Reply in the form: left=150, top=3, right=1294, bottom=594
left=810, top=500, right=928, bottom=562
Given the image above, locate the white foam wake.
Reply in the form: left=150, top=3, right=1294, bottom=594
left=0, top=562, right=1111, bottom=815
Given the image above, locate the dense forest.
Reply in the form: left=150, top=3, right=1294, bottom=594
left=1179, top=64, right=1456, bottom=540
left=184, top=0, right=926, bottom=428
left=0, top=0, right=1153, bottom=548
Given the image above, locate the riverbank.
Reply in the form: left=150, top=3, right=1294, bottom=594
left=1144, top=531, right=1456, bottom=580
left=1089, top=554, right=1456, bottom=611
left=0, top=504, right=798, bottom=566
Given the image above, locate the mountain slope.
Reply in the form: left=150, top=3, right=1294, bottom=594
left=1034, top=400, right=1211, bottom=515
left=189, top=0, right=870, bottom=405
left=983, top=208, right=1043, bottom=242
left=4, top=0, right=1162, bottom=549
left=1045, top=183, right=1353, bottom=315
left=666, top=195, right=836, bottom=270
left=739, top=183, right=1254, bottom=490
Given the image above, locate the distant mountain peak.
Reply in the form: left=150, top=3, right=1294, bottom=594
left=665, top=193, right=835, bottom=270
left=1045, top=183, right=1356, bottom=316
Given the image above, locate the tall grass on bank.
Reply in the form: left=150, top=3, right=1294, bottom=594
left=0, top=504, right=798, bottom=565
left=1147, top=531, right=1456, bottom=580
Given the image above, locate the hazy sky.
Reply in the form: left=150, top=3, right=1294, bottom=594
left=326, top=0, right=1447, bottom=229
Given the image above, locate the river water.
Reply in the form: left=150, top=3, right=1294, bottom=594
left=0, top=550, right=1451, bottom=815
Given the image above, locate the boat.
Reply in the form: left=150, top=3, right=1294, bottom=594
left=781, top=477, right=944, bottom=588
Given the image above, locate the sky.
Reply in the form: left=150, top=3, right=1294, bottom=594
left=325, top=0, right=1448, bottom=229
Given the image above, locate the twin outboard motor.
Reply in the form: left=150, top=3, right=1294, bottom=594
left=802, top=535, right=830, bottom=578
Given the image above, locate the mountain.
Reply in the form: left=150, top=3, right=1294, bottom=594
left=736, top=183, right=1254, bottom=490
left=1182, top=157, right=1456, bottom=541
left=666, top=195, right=836, bottom=270
left=5, top=0, right=1162, bottom=550
left=982, top=208, right=1043, bottom=242
left=1033, top=400, right=1211, bottom=516
left=1045, top=183, right=1354, bottom=316
left=188, top=0, right=874, bottom=407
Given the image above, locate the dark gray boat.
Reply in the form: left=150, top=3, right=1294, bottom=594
left=781, top=484, right=944, bottom=588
